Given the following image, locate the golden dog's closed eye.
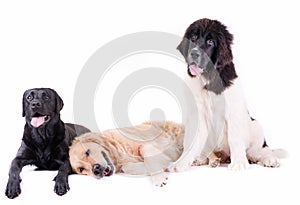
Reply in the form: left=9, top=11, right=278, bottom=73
left=85, top=149, right=90, bottom=157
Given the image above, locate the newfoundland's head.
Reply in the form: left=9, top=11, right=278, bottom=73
left=177, top=18, right=237, bottom=94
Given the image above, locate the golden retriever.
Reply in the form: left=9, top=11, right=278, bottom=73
left=69, top=121, right=184, bottom=186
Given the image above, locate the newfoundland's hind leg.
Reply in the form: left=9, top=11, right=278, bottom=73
left=246, top=120, right=286, bottom=168
left=248, top=145, right=284, bottom=168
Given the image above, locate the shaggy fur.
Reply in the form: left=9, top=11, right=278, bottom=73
left=69, top=121, right=184, bottom=186
left=177, top=18, right=237, bottom=94
left=172, top=18, right=286, bottom=171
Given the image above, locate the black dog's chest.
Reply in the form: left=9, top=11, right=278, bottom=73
left=25, top=132, right=66, bottom=170
left=33, top=145, right=62, bottom=170
left=34, top=148, right=53, bottom=165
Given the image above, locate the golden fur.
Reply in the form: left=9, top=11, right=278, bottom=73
left=69, top=121, right=184, bottom=186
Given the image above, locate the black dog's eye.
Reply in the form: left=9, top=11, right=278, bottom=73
left=43, top=95, right=50, bottom=100
left=27, top=95, right=33, bottom=101
left=79, top=167, right=85, bottom=173
left=207, top=39, right=214, bottom=46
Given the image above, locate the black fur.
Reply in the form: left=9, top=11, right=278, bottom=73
left=177, top=18, right=238, bottom=94
left=5, top=88, right=90, bottom=199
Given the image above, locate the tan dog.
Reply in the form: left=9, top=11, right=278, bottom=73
left=69, top=121, right=184, bottom=186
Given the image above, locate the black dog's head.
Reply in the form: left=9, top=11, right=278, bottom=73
left=22, top=88, right=64, bottom=128
left=177, top=18, right=237, bottom=94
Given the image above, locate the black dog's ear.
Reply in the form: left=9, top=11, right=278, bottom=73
left=56, top=93, right=64, bottom=114
left=52, top=89, right=64, bottom=114
left=177, top=37, right=190, bottom=59
left=22, top=90, right=28, bottom=117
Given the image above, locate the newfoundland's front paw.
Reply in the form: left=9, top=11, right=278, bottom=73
left=169, top=154, right=195, bottom=172
left=54, top=178, right=70, bottom=196
left=169, top=160, right=191, bottom=172
left=228, top=160, right=249, bottom=171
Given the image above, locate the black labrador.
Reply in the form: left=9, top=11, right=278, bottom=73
left=5, top=88, right=90, bottom=199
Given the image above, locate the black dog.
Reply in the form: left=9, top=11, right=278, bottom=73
left=5, top=88, right=90, bottom=199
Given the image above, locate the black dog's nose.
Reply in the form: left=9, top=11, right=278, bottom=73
left=92, top=163, right=103, bottom=177
left=31, top=101, right=41, bottom=109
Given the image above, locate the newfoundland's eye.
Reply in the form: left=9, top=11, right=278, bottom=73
left=207, top=39, right=214, bottom=46
left=27, top=95, right=33, bottom=101
left=43, top=95, right=50, bottom=100
left=79, top=167, right=85, bottom=173
left=191, top=34, right=198, bottom=42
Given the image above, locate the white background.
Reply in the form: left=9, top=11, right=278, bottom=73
left=1, top=0, right=299, bottom=204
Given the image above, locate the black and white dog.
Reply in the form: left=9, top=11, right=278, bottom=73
left=5, top=88, right=90, bottom=198
left=173, top=18, right=286, bottom=171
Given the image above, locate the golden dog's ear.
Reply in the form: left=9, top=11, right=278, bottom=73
left=70, top=137, right=80, bottom=146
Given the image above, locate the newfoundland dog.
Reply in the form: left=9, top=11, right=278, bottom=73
left=173, top=18, right=285, bottom=171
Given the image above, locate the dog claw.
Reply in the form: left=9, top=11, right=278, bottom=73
left=5, top=180, right=21, bottom=199
left=54, top=181, right=70, bottom=196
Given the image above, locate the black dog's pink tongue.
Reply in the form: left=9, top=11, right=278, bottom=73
left=31, top=116, right=45, bottom=128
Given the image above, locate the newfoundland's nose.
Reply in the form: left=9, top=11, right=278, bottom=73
left=92, top=163, right=104, bottom=177
left=30, top=101, right=42, bottom=109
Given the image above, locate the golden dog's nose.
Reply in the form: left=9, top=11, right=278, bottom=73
left=92, top=164, right=112, bottom=177
left=92, top=163, right=103, bottom=177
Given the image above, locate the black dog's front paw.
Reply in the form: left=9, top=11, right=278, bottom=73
left=5, top=180, right=21, bottom=199
left=54, top=179, right=70, bottom=196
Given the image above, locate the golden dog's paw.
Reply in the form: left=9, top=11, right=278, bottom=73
left=151, top=172, right=168, bottom=187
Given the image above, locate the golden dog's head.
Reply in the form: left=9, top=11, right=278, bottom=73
left=69, top=133, right=114, bottom=179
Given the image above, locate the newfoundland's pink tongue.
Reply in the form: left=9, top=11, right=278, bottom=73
left=189, top=64, right=202, bottom=76
left=31, top=116, right=45, bottom=128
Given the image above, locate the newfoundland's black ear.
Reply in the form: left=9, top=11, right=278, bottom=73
left=177, top=37, right=190, bottom=59
left=52, top=89, right=64, bottom=114
left=217, top=26, right=234, bottom=66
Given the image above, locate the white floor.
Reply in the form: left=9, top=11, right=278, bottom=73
left=1, top=156, right=297, bottom=205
